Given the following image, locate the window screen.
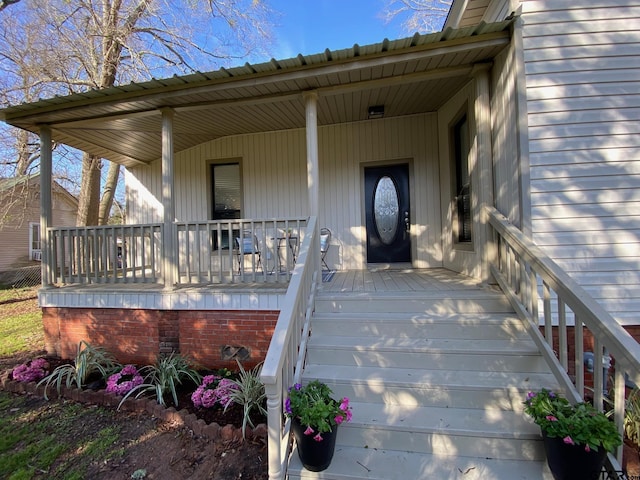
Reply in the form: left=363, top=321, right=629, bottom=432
left=211, top=163, right=241, bottom=220
left=453, top=115, right=472, bottom=243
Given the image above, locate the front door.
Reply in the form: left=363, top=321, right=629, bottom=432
left=364, top=164, right=411, bottom=263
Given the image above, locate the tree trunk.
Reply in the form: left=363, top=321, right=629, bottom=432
left=98, top=161, right=120, bottom=225
left=76, top=153, right=102, bottom=226
left=15, top=129, right=33, bottom=176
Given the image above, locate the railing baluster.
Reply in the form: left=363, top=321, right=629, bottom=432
left=575, top=315, right=584, bottom=399
left=614, top=366, right=625, bottom=462
left=593, top=337, right=604, bottom=411
left=558, top=298, right=568, bottom=370
left=529, top=267, right=537, bottom=321
left=542, top=281, right=551, bottom=348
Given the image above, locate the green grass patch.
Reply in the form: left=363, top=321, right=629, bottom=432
left=0, top=310, right=43, bottom=357
left=0, top=287, right=37, bottom=302
left=0, top=392, right=126, bottom=480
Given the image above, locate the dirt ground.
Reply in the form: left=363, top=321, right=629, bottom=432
left=0, top=294, right=268, bottom=480
left=1, top=390, right=268, bottom=479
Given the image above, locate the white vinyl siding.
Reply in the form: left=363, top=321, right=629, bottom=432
left=127, top=113, right=443, bottom=270
left=521, top=0, right=640, bottom=324
left=491, top=40, right=523, bottom=228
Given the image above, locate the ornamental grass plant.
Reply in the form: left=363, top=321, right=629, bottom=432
left=624, top=387, right=640, bottom=448
left=524, top=388, right=622, bottom=453
left=38, top=340, right=121, bottom=399
left=118, top=352, right=201, bottom=408
left=225, top=361, right=267, bottom=438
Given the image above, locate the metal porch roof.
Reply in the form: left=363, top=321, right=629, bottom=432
left=1, top=20, right=513, bottom=168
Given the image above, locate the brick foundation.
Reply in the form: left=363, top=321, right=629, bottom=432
left=179, top=310, right=278, bottom=370
left=42, top=308, right=278, bottom=370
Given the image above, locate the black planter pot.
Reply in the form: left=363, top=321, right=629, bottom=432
left=542, top=432, right=608, bottom=480
left=291, top=418, right=338, bottom=472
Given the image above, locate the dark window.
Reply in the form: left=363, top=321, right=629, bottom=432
left=211, top=163, right=241, bottom=250
left=453, top=115, right=472, bottom=243
left=211, top=163, right=241, bottom=220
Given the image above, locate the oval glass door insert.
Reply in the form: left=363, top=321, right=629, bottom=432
left=373, top=176, right=399, bottom=245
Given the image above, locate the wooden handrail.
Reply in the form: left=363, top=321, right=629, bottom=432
left=486, top=205, right=640, bottom=466
left=260, top=217, right=319, bottom=480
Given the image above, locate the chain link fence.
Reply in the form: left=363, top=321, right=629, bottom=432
left=0, top=265, right=42, bottom=289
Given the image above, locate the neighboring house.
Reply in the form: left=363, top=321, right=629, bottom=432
left=0, top=0, right=637, bottom=372
left=0, top=174, right=78, bottom=273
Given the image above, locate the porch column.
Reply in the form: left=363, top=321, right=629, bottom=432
left=40, top=125, right=53, bottom=288
left=472, top=64, right=496, bottom=283
left=304, top=91, right=319, bottom=217
left=161, top=108, right=177, bottom=289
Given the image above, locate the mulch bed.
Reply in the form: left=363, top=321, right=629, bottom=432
left=1, top=356, right=268, bottom=444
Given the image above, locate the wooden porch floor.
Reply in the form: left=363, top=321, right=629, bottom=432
left=39, top=268, right=493, bottom=311
left=45, top=268, right=485, bottom=294
left=320, top=267, right=487, bottom=293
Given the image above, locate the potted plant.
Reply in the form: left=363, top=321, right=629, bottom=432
left=285, top=380, right=353, bottom=472
left=524, top=388, right=622, bottom=480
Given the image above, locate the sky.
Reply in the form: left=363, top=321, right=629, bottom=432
left=267, top=0, right=413, bottom=60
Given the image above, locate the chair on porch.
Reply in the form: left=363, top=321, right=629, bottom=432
left=235, top=231, right=263, bottom=273
left=320, top=227, right=331, bottom=271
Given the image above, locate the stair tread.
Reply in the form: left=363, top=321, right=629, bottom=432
left=316, top=289, right=506, bottom=299
left=288, top=445, right=554, bottom=480
left=312, top=312, right=522, bottom=322
left=303, top=364, right=558, bottom=390
left=308, top=335, right=540, bottom=354
left=343, top=402, right=540, bottom=437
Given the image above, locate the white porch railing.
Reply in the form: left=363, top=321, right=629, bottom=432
left=487, top=206, right=640, bottom=468
left=175, top=218, right=307, bottom=285
left=46, top=224, right=163, bottom=285
left=44, top=218, right=307, bottom=287
left=260, top=216, right=320, bottom=480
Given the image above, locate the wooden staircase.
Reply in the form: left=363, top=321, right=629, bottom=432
left=287, top=285, right=559, bottom=479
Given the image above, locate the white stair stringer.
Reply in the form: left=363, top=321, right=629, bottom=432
left=286, top=290, right=559, bottom=479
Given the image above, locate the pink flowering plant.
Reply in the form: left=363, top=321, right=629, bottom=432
left=523, top=388, right=621, bottom=453
left=191, top=374, right=238, bottom=409
left=106, top=365, right=144, bottom=396
left=285, top=380, right=353, bottom=442
left=12, top=358, right=49, bottom=383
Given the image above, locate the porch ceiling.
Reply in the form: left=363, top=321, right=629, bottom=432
left=1, top=20, right=513, bottom=168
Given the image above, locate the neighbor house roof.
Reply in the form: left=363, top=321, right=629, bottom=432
left=0, top=19, right=514, bottom=168
left=0, top=174, right=78, bottom=206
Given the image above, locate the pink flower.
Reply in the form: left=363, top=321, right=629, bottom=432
left=339, top=397, right=350, bottom=411
left=546, top=415, right=558, bottom=421
left=335, top=415, right=344, bottom=425
left=12, top=358, right=49, bottom=383
left=304, top=426, right=314, bottom=436
left=313, top=433, right=323, bottom=442
left=106, top=365, right=143, bottom=396
left=584, top=444, right=591, bottom=452
left=563, top=436, right=575, bottom=445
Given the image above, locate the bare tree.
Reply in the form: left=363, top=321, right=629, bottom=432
left=382, top=0, right=452, bottom=34
left=1, top=0, right=274, bottom=225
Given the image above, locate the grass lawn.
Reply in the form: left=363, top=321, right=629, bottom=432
left=0, top=287, right=43, bottom=362
left=0, top=392, right=125, bottom=480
